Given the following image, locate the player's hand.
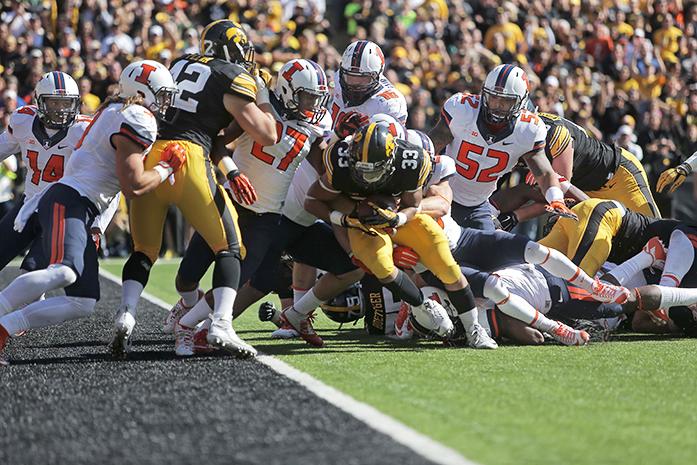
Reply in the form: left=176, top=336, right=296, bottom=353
left=657, top=163, right=691, bottom=193
left=647, top=308, right=670, bottom=326
left=335, top=111, right=369, bottom=138
left=360, top=202, right=404, bottom=229
left=225, top=170, right=257, bottom=205
left=341, top=215, right=378, bottom=236
left=160, top=142, right=187, bottom=173
left=525, top=171, right=537, bottom=185
left=545, top=200, right=578, bottom=220
left=90, top=227, right=102, bottom=251
left=494, top=212, right=519, bottom=232
left=253, top=65, right=273, bottom=88
left=393, top=246, right=420, bottom=270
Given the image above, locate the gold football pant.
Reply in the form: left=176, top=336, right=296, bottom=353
left=586, top=148, right=660, bottom=218
left=538, top=199, right=624, bottom=277
left=130, top=139, right=244, bottom=263
left=348, top=213, right=461, bottom=284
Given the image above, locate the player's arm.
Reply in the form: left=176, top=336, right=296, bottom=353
left=522, top=149, right=577, bottom=220
left=306, top=139, right=328, bottom=174
left=304, top=173, right=343, bottom=223
left=550, top=138, right=574, bottom=181
left=397, top=189, right=424, bottom=221
left=421, top=177, right=453, bottom=218
left=223, top=93, right=276, bottom=146
left=429, top=113, right=454, bottom=155
left=114, top=136, right=185, bottom=198
left=0, top=127, right=21, bottom=161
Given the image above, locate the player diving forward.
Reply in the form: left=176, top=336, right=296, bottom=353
left=429, top=64, right=576, bottom=230
left=0, top=72, right=118, bottom=276
left=0, top=61, right=181, bottom=365
left=114, top=20, right=278, bottom=359
left=304, top=122, right=498, bottom=349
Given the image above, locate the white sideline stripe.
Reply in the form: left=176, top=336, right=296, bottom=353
left=98, top=269, right=479, bottom=465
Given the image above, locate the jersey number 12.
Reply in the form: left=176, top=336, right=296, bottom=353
left=170, top=61, right=212, bottom=113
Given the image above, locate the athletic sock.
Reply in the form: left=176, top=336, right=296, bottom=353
left=524, top=243, right=595, bottom=290
left=293, top=287, right=310, bottom=306
left=0, top=265, right=77, bottom=314
left=293, top=289, right=322, bottom=316
left=383, top=270, right=423, bottom=307
left=659, top=286, right=697, bottom=309
left=211, top=287, right=236, bottom=325
left=446, top=285, right=480, bottom=332
left=179, top=297, right=212, bottom=328
left=179, top=288, right=202, bottom=308
left=121, top=280, right=144, bottom=315
left=608, top=250, right=654, bottom=285
left=660, top=230, right=694, bottom=287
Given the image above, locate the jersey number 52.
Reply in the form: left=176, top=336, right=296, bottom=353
left=455, top=141, right=509, bottom=183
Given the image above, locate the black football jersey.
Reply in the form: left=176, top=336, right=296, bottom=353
left=610, top=214, right=682, bottom=265
left=158, top=54, right=257, bottom=154
left=539, top=112, right=621, bottom=191
left=323, top=138, right=431, bottom=198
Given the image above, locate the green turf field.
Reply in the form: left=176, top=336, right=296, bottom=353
left=101, top=258, right=697, bottom=465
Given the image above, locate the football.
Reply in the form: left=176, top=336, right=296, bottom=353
left=355, top=194, right=398, bottom=218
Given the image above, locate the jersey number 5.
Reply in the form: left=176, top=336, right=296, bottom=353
left=455, top=141, right=509, bottom=183
left=251, top=121, right=309, bottom=171
left=26, top=150, right=64, bottom=185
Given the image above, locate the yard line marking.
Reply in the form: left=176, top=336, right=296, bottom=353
left=98, top=268, right=480, bottom=465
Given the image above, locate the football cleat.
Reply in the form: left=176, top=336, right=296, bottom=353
left=270, top=320, right=300, bottom=339
left=279, top=307, right=323, bottom=347
left=174, top=323, right=195, bottom=357
left=550, top=323, right=590, bottom=346
left=409, top=299, right=454, bottom=339
left=207, top=321, right=257, bottom=358
left=466, top=323, right=498, bottom=349
left=162, top=289, right=204, bottom=333
left=642, top=236, right=667, bottom=270
left=193, top=327, right=214, bottom=354
left=647, top=308, right=670, bottom=326
left=0, top=327, right=9, bottom=366
left=109, top=306, right=135, bottom=359
left=590, top=279, right=630, bottom=304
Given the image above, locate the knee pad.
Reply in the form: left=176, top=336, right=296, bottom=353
left=122, top=252, right=153, bottom=287
left=212, top=251, right=241, bottom=289
left=47, top=264, right=78, bottom=287
left=483, top=274, right=509, bottom=303
left=67, top=296, right=97, bottom=318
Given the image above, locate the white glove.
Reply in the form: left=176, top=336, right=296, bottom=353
left=255, top=76, right=270, bottom=106
left=14, top=193, right=42, bottom=233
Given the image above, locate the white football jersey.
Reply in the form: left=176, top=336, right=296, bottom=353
left=423, top=155, right=462, bottom=250
left=282, top=159, right=320, bottom=227
left=233, top=105, right=331, bottom=214
left=478, top=264, right=552, bottom=314
left=60, top=103, right=157, bottom=213
left=442, top=93, right=547, bottom=206
left=0, top=105, right=91, bottom=199
left=330, top=74, right=408, bottom=127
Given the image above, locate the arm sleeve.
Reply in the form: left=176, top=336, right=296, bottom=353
left=440, top=93, right=461, bottom=128
left=545, top=125, right=572, bottom=160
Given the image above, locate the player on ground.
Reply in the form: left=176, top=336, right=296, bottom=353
left=429, top=64, right=575, bottom=230
left=0, top=72, right=117, bottom=275
left=113, top=20, right=277, bottom=359
left=0, top=60, right=180, bottom=365
left=537, top=111, right=660, bottom=217
left=305, top=122, right=498, bottom=349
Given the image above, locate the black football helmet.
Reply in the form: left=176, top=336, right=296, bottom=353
left=320, top=283, right=364, bottom=324
left=349, top=122, right=397, bottom=188
left=200, top=20, right=255, bottom=72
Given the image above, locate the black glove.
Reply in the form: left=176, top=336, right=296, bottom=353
left=495, top=212, right=519, bottom=232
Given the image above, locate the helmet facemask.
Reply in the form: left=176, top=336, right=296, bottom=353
left=481, top=88, right=524, bottom=125
left=349, top=143, right=396, bottom=189
left=292, top=88, right=329, bottom=125
left=149, top=86, right=178, bottom=120
left=339, top=68, right=380, bottom=105
left=36, top=94, right=80, bottom=129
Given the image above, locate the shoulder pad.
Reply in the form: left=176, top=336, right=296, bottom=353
left=217, top=62, right=257, bottom=101
left=546, top=124, right=572, bottom=159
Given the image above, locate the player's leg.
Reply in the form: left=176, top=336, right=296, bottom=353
left=393, top=214, right=496, bottom=349
left=658, top=227, right=696, bottom=287
left=176, top=144, right=253, bottom=357
left=450, top=201, right=496, bottom=231
left=0, top=196, right=39, bottom=272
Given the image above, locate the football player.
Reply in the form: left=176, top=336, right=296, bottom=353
left=305, top=122, right=498, bottom=349
left=0, top=61, right=181, bottom=365
left=330, top=40, right=407, bottom=138
left=537, top=111, right=660, bottom=217
left=113, top=20, right=277, bottom=359
left=656, top=150, right=697, bottom=194
left=429, top=64, right=575, bottom=230
left=539, top=198, right=694, bottom=279
left=0, top=72, right=118, bottom=277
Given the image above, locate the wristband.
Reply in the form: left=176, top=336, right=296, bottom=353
left=544, top=186, right=564, bottom=204
left=154, top=162, right=173, bottom=183
left=683, top=151, right=697, bottom=172
left=396, top=212, right=408, bottom=227
left=256, top=80, right=270, bottom=106
left=218, top=157, right=238, bottom=176
left=330, top=210, right=345, bottom=226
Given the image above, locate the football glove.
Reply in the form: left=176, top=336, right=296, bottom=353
left=656, top=162, right=692, bottom=193
left=224, top=169, right=257, bottom=205
left=393, top=246, right=420, bottom=270
left=494, top=212, right=519, bottom=232
left=360, top=202, right=406, bottom=229
left=335, top=111, right=369, bottom=138
left=545, top=200, right=578, bottom=220
left=339, top=214, right=378, bottom=236
left=253, top=65, right=273, bottom=88
left=91, top=227, right=101, bottom=251
left=160, top=142, right=187, bottom=172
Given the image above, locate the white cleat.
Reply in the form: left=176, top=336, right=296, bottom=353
left=270, top=320, right=300, bottom=339
left=550, top=323, right=590, bottom=346
left=174, top=323, right=195, bottom=357
left=162, top=290, right=203, bottom=333
left=207, top=321, right=257, bottom=358
left=466, top=323, right=498, bottom=349
left=110, top=306, right=135, bottom=359
left=591, top=279, right=630, bottom=304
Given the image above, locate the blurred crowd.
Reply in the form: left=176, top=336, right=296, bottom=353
left=1, top=0, right=696, bottom=255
